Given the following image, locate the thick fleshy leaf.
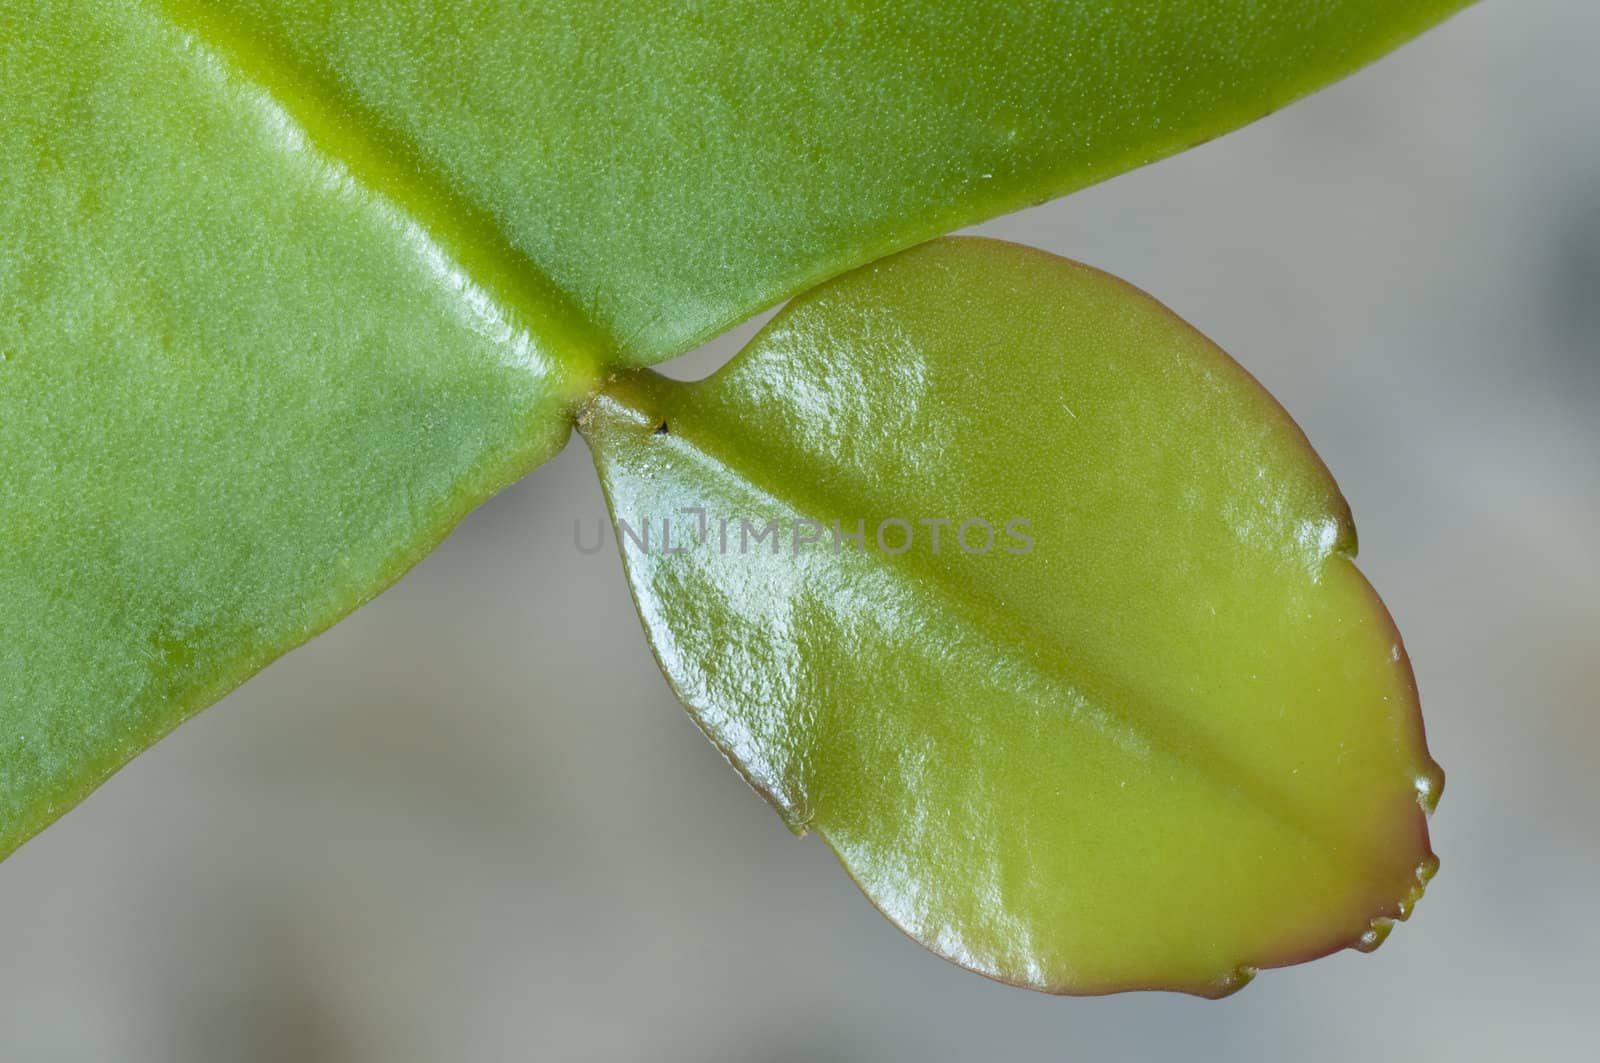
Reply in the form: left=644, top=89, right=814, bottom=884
left=0, top=1, right=597, bottom=859
left=145, top=0, right=1472, bottom=364
left=580, top=238, right=1441, bottom=996
left=0, top=0, right=1466, bottom=858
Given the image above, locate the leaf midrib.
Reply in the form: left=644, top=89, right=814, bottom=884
left=146, top=0, right=611, bottom=400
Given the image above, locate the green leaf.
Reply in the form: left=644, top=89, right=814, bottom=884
left=579, top=237, right=1441, bottom=996
left=0, top=0, right=597, bottom=859
left=1, top=0, right=1465, bottom=857
left=146, top=0, right=1472, bottom=365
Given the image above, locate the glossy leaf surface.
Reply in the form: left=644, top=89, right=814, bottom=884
left=0, top=1, right=596, bottom=859
left=581, top=238, right=1441, bottom=996
left=148, top=0, right=1471, bottom=364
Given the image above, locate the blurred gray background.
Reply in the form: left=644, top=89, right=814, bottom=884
left=4, top=2, right=1596, bottom=1059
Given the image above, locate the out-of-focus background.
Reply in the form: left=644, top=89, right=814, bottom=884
left=4, top=2, right=1596, bottom=1059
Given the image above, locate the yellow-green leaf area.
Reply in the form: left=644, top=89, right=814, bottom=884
left=581, top=238, right=1440, bottom=996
